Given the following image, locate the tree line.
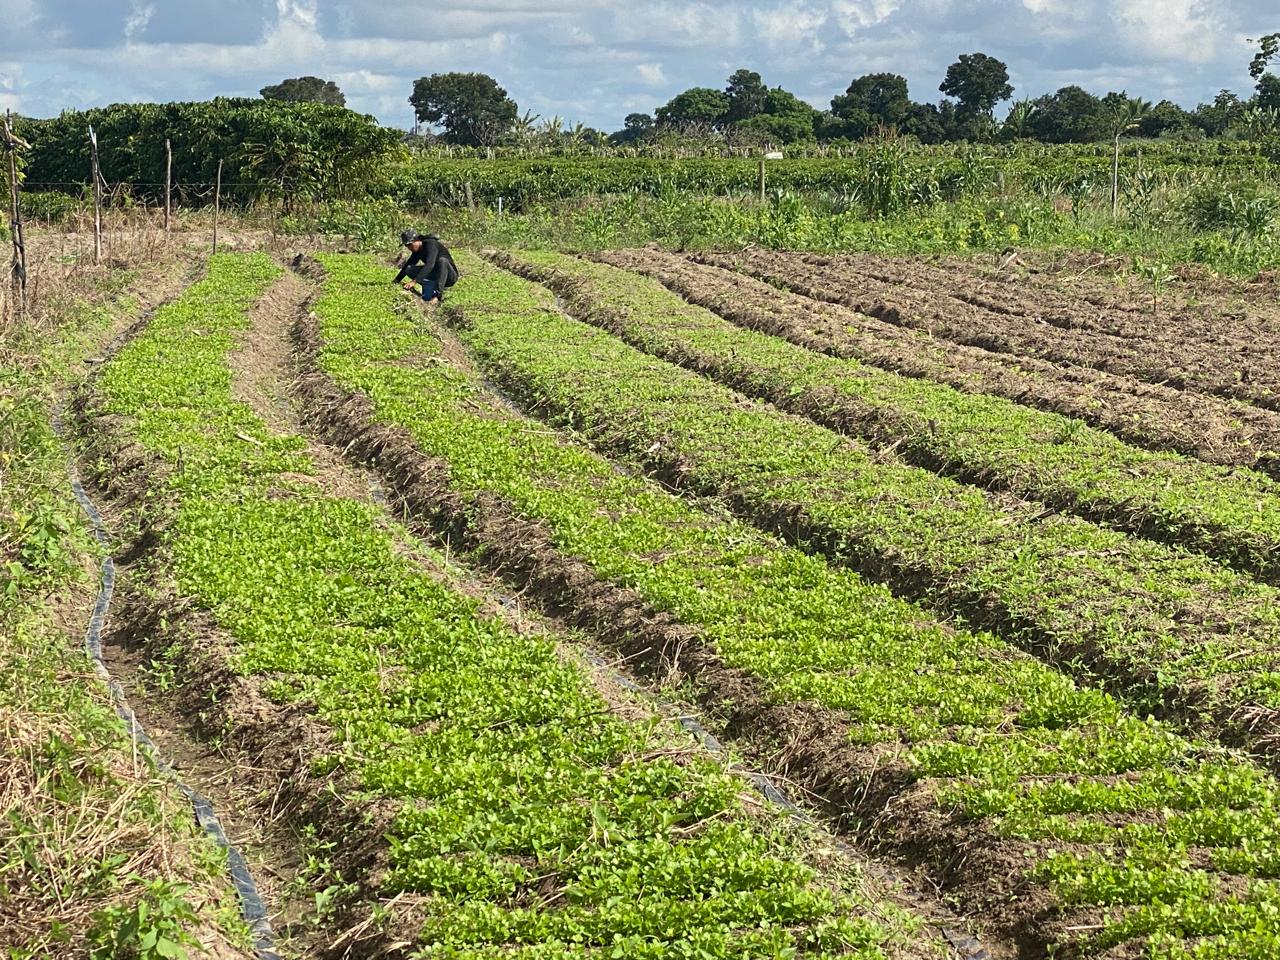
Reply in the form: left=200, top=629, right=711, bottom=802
left=387, top=36, right=1280, bottom=148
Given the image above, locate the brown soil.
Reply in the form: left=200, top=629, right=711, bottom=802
left=682, top=250, right=1280, bottom=476
left=490, top=247, right=1280, bottom=771
left=289, top=291, right=1188, bottom=959
left=710, top=249, right=1280, bottom=418
left=585, top=248, right=1280, bottom=579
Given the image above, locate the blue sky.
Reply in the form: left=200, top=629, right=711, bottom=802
left=0, top=0, right=1273, bottom=130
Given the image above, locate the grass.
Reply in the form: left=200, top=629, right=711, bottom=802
left=0, top=269, right=250, bottom=959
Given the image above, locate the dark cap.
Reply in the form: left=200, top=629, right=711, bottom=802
left=399, top=229, right=418, bottom=246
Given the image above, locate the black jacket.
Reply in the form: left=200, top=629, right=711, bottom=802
left=393, top=235, right=454, bottom=284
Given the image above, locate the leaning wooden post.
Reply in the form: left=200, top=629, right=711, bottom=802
left=89, top=125, right=103, bottom=264
left=212, top=159, right=222, bottom=255
left=3, top=110, right=30, bottom=325
left=164, top=138, right=172, bottom=233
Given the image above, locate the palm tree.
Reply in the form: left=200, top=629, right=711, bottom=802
left=1003, top=98, right=1037, bottom=140
left=1105, top=96, right=1151, bottom=217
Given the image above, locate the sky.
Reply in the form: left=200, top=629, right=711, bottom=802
left=0, top=0, right=1274, bottom=131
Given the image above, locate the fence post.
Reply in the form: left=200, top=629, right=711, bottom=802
left=212, top=159, right=222, bottom=255
left=3, top=110, right=29, bottom=326
left=164, top=138, right=172, bottom=234
left=758, top=157, right=766, bottom=203
left=89, top=126, right=103, bottom=264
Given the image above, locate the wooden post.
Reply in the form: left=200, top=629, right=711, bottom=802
left=164, top=138, right=172, bottom=234
left=464, top=180, right=475, bottom=213
left=1111, top=133, right=1121, bottom=219
left=758, top=157, right=766, bottom=203
left=212, top=159, right=222, bottom=255
left=4, top=110, right=29, bottom=325
left=89, top=126, right=103, bottom=264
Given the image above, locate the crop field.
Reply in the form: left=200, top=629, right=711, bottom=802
left=10, top=235, right=1280, bottom=960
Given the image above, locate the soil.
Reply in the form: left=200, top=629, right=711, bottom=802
left=495, top=248, right=1280, bottom=769
left=681, top=249, right=1280, bottom=476
left=706, top=249, right=1280, bottom=419
left=290, top=281, right=1182, bottom=959
left=587, top=248, right=1280, bottom=579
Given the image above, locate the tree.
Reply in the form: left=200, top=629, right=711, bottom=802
left=410, top=73, right=518, bottom=146
left=725, top=69, right=768, bottom=123
left=1250, top=33, right=1280, bottom=80
left=1001, top=98, right=1036, bottom=140
left=1192, top=90, right=1244, bottom=136
left=610, top=112, right=655, bottom=145
left=830, top=73, right=911, bottom=137
left=1259, top=74, right=1280, bottom=112
left=940, top=53, right=1014, bottom=119
left=1025, top=86, right=1105, bottom=143
left=1139, top=100, right=1194, bottom=138
left=655, top=88, right=730, bottom=128
left=735, top=87, right=818, bottom=144
left=1101, top=93, right=1152, bottom=216
left=260, top=76, right=346, bottom=106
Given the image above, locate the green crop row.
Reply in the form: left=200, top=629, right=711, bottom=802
left=316, top=250, right=1280, bottom=957
left=493, top=249, right=1280, bottom=581
left=92, top=252, right=912, bottom=959
left=451, top=252, right=1280, bottom=758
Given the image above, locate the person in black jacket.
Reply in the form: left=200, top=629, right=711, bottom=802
left=394, top=230, right=458, bottom=303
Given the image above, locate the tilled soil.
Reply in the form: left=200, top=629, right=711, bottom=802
left=688, top=249, right=1280, bottom=474
left=288, top=285, right=1243, bottom=959
left=706, top=249, right=1280, bottom=404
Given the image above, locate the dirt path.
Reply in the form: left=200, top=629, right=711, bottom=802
left=689, top=249, right=1280, bottom=473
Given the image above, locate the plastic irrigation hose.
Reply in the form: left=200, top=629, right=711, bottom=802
left=52, top=404, right=281, bottom=960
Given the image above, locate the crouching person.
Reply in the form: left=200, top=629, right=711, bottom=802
left=394, top=229, right=459, bottom=304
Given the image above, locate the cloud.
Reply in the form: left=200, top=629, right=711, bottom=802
left=1109, top=0, right=1219, bottom=64
left=752, top=3, right=829, bottom=51
left=637, top=62, right=667, bottom=86
left=0, top=0, right=1273, bottom=130
left=124, top=1, right=155, bottom=45
left=830, top=0, right=902, bottom=35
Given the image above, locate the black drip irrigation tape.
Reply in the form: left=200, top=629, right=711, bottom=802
left=52, top=403, right=281, bottom=960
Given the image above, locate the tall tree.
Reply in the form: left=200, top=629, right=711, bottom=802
left=410, top=72, right=518, bottom=146
left=260, top=76, right=346, bottom=106
left=610, top=112, right=655, bottom=145
left=724, top=69, right=768, bottom=123
left=1192, top=90, right=1244, bottom=136
left=655, top=88, right=730, bottom=128
left=831, top=73, right=912, bottom=137
left=735, top=87, right=818, bottom=144
left=1250, top=33, right=1280, bottom=81
left=1025, top=86, right=1105, bottom=143
left=939, top=53, right=1013, bottom=119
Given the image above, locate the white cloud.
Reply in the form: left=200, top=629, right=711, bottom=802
left=613, top=3, right=742, bottom=48
left=831, top=0, right=902, bottom=36
left=1109, top=0, right=1219, bottom=64
left=124, top=2, right=155, bottom=46
left=753, top=3, right=829, bottom=50
left=637, top=62, right=667, bottom=86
